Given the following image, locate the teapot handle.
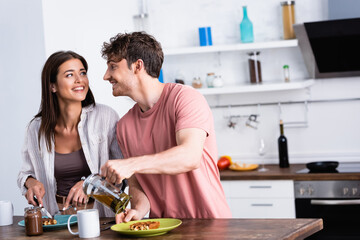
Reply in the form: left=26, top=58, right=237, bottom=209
left=120, top=179, right=128, bottom=193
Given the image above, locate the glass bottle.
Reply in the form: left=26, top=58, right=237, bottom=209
left=206, top=73, right=215, bottom=88
left=278, top=120, right=289, bottom=168
left=281, top=1, right=296, bottom=39
left=158, top=69, right=164, bottom=83
left=240, top=6, right=254, bottom=43
left=24, top=206, right=43, bottom=236
left=248, top=51, right=262, bottom=84
left=82, top=174, right=131, bottom=214
left=283, top=65, right=290, bottom=82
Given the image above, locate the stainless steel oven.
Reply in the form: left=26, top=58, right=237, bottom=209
left=295, top=180, right=360, bottom=240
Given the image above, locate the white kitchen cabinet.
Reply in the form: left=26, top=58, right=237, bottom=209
left=221, top=180, right=295, bottom=219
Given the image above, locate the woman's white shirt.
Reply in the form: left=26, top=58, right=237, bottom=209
left=17, top=104, right=123, bottom=217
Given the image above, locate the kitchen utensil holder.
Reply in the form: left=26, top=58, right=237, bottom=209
left=224, top=114, right=260, bottom=129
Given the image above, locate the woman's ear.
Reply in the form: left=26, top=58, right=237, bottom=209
left=50, top=84, right=57, bottom=93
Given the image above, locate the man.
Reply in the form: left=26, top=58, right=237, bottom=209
left=100, top=32, right=231, bottom=222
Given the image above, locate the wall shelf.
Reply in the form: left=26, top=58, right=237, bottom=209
left=164, top=39, right=298, bottom=56
left=196, top=79, right=315, bottom=96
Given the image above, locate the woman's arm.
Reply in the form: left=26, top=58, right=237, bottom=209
left=18, top=125, right=45, bottom=206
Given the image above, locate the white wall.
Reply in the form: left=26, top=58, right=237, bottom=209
left=1, top=0, right=360, bottom=214
left=39, top=0, right=360, bottom=162
left=41, top=0, right=139, bottom=117
left=0, top=0, right=45, bottom=214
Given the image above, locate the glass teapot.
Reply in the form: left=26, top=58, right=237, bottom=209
left=82, top=174, right=131, bottom=214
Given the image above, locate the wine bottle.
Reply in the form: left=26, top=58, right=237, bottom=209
left=278, top=120, right=289, bottom=168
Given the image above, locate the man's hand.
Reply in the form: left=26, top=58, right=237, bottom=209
left=101, top=159, right=134, bottom=185
left=115, top=209, right=142, bottom=223
left=63, top=180, right=87, bottom=210
left=25, top=177, right=45, bottom=206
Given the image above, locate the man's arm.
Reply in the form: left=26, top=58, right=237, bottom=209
left=115, top=175, right=150, bottom=223
left=101, top=127, right=207, bottom=184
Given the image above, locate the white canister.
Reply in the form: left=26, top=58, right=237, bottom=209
left=0, top=200, right=13, bottom=226
left=212, top=75, right=224, bottom=88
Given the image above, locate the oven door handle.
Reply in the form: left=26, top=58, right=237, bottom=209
left=311, top=199, right=360, bottom=205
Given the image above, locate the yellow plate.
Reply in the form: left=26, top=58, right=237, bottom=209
left=229, top=163, right=259, bottom=171
left=111, top=218, right=182, bottom=237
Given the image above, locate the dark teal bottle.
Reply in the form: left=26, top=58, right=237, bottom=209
left=240, top=6, right=254, bottom=43
left=278, top=120, right=289, bottom=168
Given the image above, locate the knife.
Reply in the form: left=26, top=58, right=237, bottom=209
left=33, top=196, right=53, bottom=219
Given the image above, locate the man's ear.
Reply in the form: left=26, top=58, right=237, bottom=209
left=50, top=83, right=57, bottom=93
left=134, top=59, right=143, bottom=73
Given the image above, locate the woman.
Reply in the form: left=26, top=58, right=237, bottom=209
left=17, top=51, right=122, bottom=217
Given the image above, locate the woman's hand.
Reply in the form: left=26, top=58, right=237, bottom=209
left=115, top=209, right=142, bottom=223
left=25, top=177, right=45, bottom=206
left=64, top=180, right=87, bottom=210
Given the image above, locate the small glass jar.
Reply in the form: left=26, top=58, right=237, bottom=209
left=83, top=174, right=131, bottom=214
left=283, top=65, right=290, bottom=82
left=24, top=206, right=43, bottom=236
left=281, top=1, right=296, bottom=39
left=175, top=72, right=186, bottom=85
left=192, top=77, right=203, bottom=88
left=206, top=73, right=215, bottom=88
left=248, top=51, right=262, bottom=84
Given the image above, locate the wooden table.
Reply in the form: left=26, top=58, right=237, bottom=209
left=1, top=216, right=322, bottom=240
left=220, top=163, right=360, bottom=181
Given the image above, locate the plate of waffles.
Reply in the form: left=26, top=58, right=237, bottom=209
left=18, top=215, right=77, bottom=229
left=111, top=218, right=182, bottom=237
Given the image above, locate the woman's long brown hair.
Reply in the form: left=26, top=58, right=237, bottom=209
left=33, top=51, right=95, bottom=152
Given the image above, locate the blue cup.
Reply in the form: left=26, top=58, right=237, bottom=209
left=198, top=27, right=213, bottom=46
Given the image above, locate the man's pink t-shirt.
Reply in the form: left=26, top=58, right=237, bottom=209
left=116, top=83, right=231, bottom=218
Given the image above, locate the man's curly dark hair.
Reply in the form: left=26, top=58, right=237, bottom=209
left=101, top=32, right=164, bottom=78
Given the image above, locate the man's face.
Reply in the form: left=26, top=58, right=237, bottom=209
left=103, top=58, right=136, bottom=97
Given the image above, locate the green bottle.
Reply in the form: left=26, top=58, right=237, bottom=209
left=278, top=120, right=289, bottom=168
left=240, top=6, right=254, bottom=43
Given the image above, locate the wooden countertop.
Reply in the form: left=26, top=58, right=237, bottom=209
left=1, top=216, right=323, bottom=240
left=220, top=164, right=360, bottom=181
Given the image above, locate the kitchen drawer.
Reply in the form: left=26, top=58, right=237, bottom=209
left=222, top=180, right=294, bottom=198
left=228, top=198, right=295, bottom=218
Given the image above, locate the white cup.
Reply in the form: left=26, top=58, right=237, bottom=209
left=0, top=200, right=13, bottom=226
left=67, top=209, right=100, bottom=238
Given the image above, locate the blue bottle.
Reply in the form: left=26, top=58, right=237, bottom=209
left=240, top=6, right=254, bottom=43
left=158, top=69, right=164, bottom=83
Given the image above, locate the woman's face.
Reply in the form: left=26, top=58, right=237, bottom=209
left=53, top=58, right=89, bottom=104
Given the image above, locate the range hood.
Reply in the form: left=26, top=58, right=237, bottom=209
left=293, top=18, right=360, bottom=79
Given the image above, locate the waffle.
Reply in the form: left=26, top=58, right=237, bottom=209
left=42, top=218, right=57, bottom=225
left=129, top=221, right=160, bottom=231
